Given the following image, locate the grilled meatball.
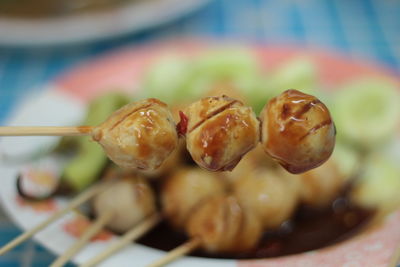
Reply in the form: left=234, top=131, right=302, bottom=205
left=186, top=195, right=262, bottom=253
left=284, top=158, right=345, bottom=207
left=234, top=168, right=299, bottom=229
left=183, top=95, right=259, bottom=171
left=92, top=98, right=178, bottom=170
left=161, top=168, right=225, bottom=228
left=92, top=174, right=156, bottom=233
left=259, top=89, right=335, bottom=174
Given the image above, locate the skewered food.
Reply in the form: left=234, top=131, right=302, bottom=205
left=137, top=141, right=183, bottom=179
left=182, top=95, right=259, bottom=171
left=186, top=195, right=262, bottom=253
left=259, top=89, right=335, bottom=174
left=161, top=168, right=225, bottom=228
left=284, top=158, right=345, bottom=207
left=92, top=98, right=178, bottom=171
left=234, top=168, right=299, bottom=229
left=92, top=173, right=156, bottom=233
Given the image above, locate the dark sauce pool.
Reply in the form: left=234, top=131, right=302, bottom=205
left=137, top=193, right=374, bottom=259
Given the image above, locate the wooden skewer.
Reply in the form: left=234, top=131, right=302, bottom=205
left=0, top=126, right=93, bottom=136
left=50, top=211, right=114, bottom=267
left=146, top=237, right=201, bottom=267
left=0, top=179, right=114, bottom=255
left=80, top=213, right=162, bottom=267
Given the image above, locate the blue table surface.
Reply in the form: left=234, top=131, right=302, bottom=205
left=0, top=0, right=399, bottom=266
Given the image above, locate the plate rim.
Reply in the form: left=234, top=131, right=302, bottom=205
left=0, top=0, right=210, bottom=46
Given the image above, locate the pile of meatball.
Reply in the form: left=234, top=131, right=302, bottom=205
left=90, top=89, right=339, bottom=254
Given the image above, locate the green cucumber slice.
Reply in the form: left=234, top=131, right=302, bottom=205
left=61, top=92, right=130, bottom=192
left=269, top=56, right=319, bottom=97
left=332, top=78, right=400, bottom=147
left=142, top=54, right=194, bottom=105
left=351, top=153, right=400, bottom=211
left=62, top=141, right=108, bottom=192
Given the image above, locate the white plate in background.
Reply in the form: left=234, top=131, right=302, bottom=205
left=0, top=0, right=210, bottom=46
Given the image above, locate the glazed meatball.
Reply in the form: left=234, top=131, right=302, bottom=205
left=92, top=98, right=178, bottom=170
left=186, top=195, right=262, bottom=253
left=234, top=168, right=299, bottom=229
left=161, top=168, right=225, bottom=228
left=259, top=89, right=335, bottom=174
left=136, top=140, right=183, bottom=179
left=92, top=174, right=156, bottom=233
left=284, top=158, right=346, bottom=207
left=182, top=95, right=259, bottom=171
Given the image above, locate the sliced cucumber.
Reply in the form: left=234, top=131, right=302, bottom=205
left=61, top=92, right=130, bottom=192
left=84, top=92, right=130, bottom=127
left=269, top=56, right=319, bottom=98
left=332, top=77, right=400, bottom=147
left=351, top=153, right=400, bottom=211
left=192, top=48, right=259, bottom=78
left=62, top=141, right=108, bottom=192
left=142, top=54, right=194, bottom=105
left=189, top=49, right=269, bottom=113
left=140, top=49, right=271, bottom=113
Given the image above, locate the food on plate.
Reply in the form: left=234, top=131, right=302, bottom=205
left=186, top=195, right=262, bottom=253
left=259, top=89, right=336, bottom=174
left=331, top=77, right=400, bottom=147
left=182, top=95, right=260, bottom=171
left=268, top=56, right=318, bottom=98
left=91, top=171, right=156, bottom=233
left=284, top=158, right=346, bottom=207
left=136, top=143, right=183, bottom=178
left=142, top=49, right=266, bottom=113
left=12, top=48, right=400, bottom=261
left=16, top=157, right=64, bottom=201
left=92, top=98, right=178, bottom=170
left=351, top=153, right=400, bottom=212
left=161, top=168, right=225, bottom=228
left=234, top=168, right=299, bottom=229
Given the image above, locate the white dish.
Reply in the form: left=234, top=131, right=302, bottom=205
left=0, top=0, right=209, bottom=46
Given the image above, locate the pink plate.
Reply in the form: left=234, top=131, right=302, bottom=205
left=1, top=40, right=400, bottom=267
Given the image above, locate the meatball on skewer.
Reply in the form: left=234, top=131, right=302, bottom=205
left=161, top=168, right=225, bottom=228
left=149, top=195, right=262, bottom=267
left=259, top=89, right=336, bottom=174
left=0, top=98, right=179, bottom=172
left=180, top=95, right=260, bottom=171
left=1, top=90, right=335, bottom=175
left=234, top=167, right=300, bottom=229
left=93, top=98, right=178, bottom=170
left=51, top=173, right=160, bottom=267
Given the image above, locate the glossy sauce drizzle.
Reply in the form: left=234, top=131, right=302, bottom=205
left=137, top=190, right=374, bottom=259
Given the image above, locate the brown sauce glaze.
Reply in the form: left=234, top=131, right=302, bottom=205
left=137, top=192, right=374, bottom=259
left=263, top=90, right=335, bottom=174
left=189, top=98, right=239, bottom=133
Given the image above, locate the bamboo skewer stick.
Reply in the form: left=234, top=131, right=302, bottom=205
left=50, top=211, right=114, bottom=267
left=0, top=179, right=114, bottom=255
left=146, top=237, right=201, bottom=267
left=0, top=126, right=93, bottom=136
left=80, top=213, right=162, bottom=267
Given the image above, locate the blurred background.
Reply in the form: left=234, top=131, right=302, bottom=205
left=0, top=0, right=399, bottom=266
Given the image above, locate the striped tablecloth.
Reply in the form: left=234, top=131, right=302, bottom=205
left=0, top=0, right=399, bottom=266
